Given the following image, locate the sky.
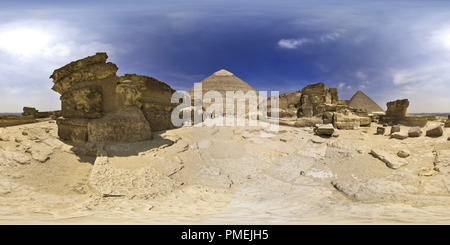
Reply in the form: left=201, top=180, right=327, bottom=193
left=1, top=0, right=450, bottom=113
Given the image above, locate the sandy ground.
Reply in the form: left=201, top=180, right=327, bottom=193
left=0, top=119, right=450, bottom=224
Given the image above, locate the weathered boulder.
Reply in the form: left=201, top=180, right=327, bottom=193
left=315, top=124, right=334, bottom=136
left=426, top=126, right=444, bottom=137
left=22, top=107, right=39, bottom=117
left=359, top=117, right=372, bottom=127
left=385, top=99, right=409, bottom=118
left=397, top=150, right=411, bottom=158
left=391, top=132, right=408, bottom=140
left=408, top=127, right=423, bottom=137
left=376, top=127, right=386, bottom=135
left=333, top=112, right=360, bottom=130
left=390, top=125, right=401, bottom=134
left=370, top=149, right=408, bottom=169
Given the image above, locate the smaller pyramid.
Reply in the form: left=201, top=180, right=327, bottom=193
left=348, top=90, right=384, bottom=114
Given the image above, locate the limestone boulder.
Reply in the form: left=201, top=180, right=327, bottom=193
left=391, top=132, right=408, bottom=140
left=333, top=113, right=360, bottom=130
left=426, top=126, right=444, bottom=137
left=376, top=127, right=386, bottom=135
left=390, top=125, right=401, bottom=134
left=315, top=124, right=334, bottom=136
left=385, top=99, right=409, bottom=118
left=408, top=127, right=423, bottom=137
left=359, top=117, right=372, bottom=127
left=397, top=150, right=411, bottom=158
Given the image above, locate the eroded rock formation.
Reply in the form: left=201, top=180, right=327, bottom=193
left=50, top=53, right=177, bottom=144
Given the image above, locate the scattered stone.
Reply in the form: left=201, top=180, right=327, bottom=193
left=390, top=125, right=400, bottom=134
left=370, top=149, right=408, bottom=169
left=397, top=150, right=410, bottom=158
left=426, top=126, right=444, bottom=137
left=391, top=132, right=408, bottom=140
left=315, top=124, right=334, bottom=136
left=22, top=131, right=28, bottom=136
left=408, top=127, right=423, bottom=137
left=376, top=127, right=386, bottom=135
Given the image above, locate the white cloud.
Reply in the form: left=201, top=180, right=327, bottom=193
left=278, top=29, right=344, bottom=49
left=430, top=27, right=450, bottom=52
left=277, top=38, right=310, bottom=49
left=389, top=63, right=450, bottom=113
left=0, top=19, right=117, bottom=112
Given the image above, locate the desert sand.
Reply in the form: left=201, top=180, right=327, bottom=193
left=1, top=118, right=449, bottom=225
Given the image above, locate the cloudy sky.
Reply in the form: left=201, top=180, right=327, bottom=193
left=1, top=0, right=450, bottom=113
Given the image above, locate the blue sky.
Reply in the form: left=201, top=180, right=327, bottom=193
left=1, top=0, right=450, bottom=113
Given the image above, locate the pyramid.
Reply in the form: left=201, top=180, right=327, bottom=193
left=188, top=69, right=259, bottom=99
left=187, top=69, right=260, bottom=117
left=348, top=90, right=384, bottom=114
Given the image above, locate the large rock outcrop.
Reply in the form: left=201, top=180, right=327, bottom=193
left=50, top=53, right=177, bottom=144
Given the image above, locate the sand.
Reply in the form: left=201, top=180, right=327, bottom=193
left=0, top=119, right=449, bottom=224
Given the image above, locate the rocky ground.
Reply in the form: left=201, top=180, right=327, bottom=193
left=0, top=119, right=449, bottom=224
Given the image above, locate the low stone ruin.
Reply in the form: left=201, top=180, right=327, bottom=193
left=379, top=99, right=436, bottom=126
left=268, top=82, right=373, bottom=130
left=0, top=115, right=36, bottom=127
left=50, top=52, right=177, bottom=144
left=22, top=107, right=61, bottom=119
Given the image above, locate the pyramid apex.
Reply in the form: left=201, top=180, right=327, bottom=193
left=213, top=69, right=234, bottom=76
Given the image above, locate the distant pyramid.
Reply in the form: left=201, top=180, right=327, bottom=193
left=348, top=90, right=384, bottom=114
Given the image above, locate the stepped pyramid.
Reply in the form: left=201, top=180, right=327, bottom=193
left=348, top=90, right=384, bottom=114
